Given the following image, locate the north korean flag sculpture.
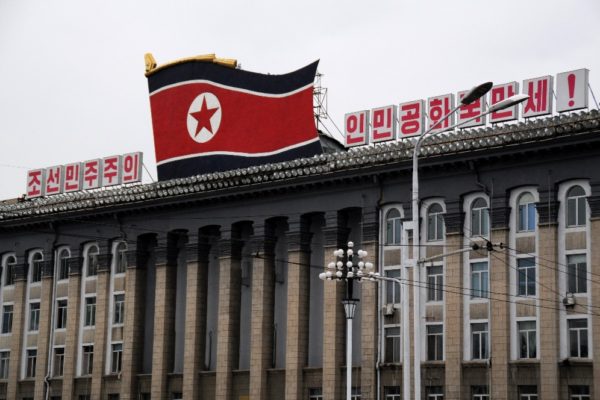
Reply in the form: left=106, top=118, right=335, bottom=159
left=145, top=54, right=323, bottom=180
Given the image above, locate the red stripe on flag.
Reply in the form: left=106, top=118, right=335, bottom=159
left=149, top=83, right=317, bottom=164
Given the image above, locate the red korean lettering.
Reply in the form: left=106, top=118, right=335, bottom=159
left=122, top=153, right=140, bottom=183
left=64, top=164, right=81, bottom=192
left=84, top=161, right=99, bottom=188
left=103, top=157, right=120, bottom=185
left=27, top=170, right=44, bottom=197
left=399, top=102, right=423, bottom=136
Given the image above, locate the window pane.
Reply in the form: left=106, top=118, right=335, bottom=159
left=577, top=197, right=586, bottom=226
left=527, top=204, right=536, bottom=230
left=386, top=221, right=393, bottom=245
left=567, top=198, right=577, bottom=227
left=518, top=205, right=526, bottom=231
left=472, top=210, right=480, bottom=236
left=577, top=262, right=587, bottom=293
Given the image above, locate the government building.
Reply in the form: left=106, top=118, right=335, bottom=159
left=1, top=106, right=600, bottom=400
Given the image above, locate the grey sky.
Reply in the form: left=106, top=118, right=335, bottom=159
left=1, top=0, right=599, bottom=200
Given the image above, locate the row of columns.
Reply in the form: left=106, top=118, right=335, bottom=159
left=115, top=209, right=379, bottom=400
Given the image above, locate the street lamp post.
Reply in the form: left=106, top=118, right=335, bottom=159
left=320, top=241, right=373, bottom=400
left=409, top=88, right=529, bottom=400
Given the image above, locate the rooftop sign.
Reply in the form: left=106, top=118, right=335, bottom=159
left=26, top=152, right=143, bottom=199
left=344, top=68, right=590, bottom=147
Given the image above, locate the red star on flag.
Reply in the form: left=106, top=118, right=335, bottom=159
left=190, top=97, right=219, bottom=136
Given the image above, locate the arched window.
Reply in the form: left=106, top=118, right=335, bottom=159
left=566, top=185, right=586, bottom=227
left=3, top=255, right=16, bottom=286
left=427, top=203, right=444, bottom=241
left=114, top=242, right=127, bottom=274
left=86, top=245, right=99, bottom=277
left=385, top=209, right=402, bottom=245
left=30, top=252, right=43, bottom=283
left=517, top=193, right=536, bottom=232
left=57, top=248, right=70, bottom=280
left=471, top=197, right=489, bottom=237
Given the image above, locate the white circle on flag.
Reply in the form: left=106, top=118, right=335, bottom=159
left=187, top=92, right=222, bottom=143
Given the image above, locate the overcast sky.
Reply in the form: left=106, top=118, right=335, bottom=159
left=1, top=0, right=599, bottom=201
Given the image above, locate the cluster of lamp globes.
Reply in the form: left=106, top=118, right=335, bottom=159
left=319, top=241, right=376, bottom=281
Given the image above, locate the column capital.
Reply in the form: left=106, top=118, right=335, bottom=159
left=362, top=207, right=379, bottom=243
left=41, top=260, right=54, bottom=278
left=588, top=194, right=600, bottom=219
left=97, top=253, right=112, bottom=273
left=218, top=236, right=242, bottom=259
left=444, top=211, right=464, bottom=235
left=13, top=263, right=26, bottom=282
left=323, top=211, right=350, bottom=248
left=490, top=195, right=510, bottom=229
left=536, top=199, right=559, bottom=226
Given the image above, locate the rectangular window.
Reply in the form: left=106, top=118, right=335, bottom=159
left=4, top=263, right=14, bottom=286
left=517, top=258, right=536, bottom=296
left=111, top=343, right=123, bottom=373
left=116, top=250, right=127, bottom=274
left=84, top=297, right=96, bottom=327
left=426, top=324, right=443, bottom=361
left=518, top=203, right=536, bottom=232
left=29, top=302, right=40, bottom=332
left=108, top=395, right=120, bottom=400
left=113, top=294, right=125, bottom=325
left=31, top=260, right=43, bottom=283
left=567, top=195, right=587, bottom=227
left=519, top=385, right=538, bottom=400
left=384, top=326, right=401, bottom=363
left=172, top=393, right=182, bottom=400
left=427, top=265, right=443, bottom=302
left=308, top=388, right=323, bottom=400
left=81, top=345, right=94, bottom=375
left=472, top=386, right=489, bottom=400
left=87, top=253, right=98, bottom=277
left=471, top=323, right=489, bottom=360
left=0, top=351, right=9, bottom=379
left=351, top=387, right=361, bottom=400
left=427, top=386, right=444, bottom=400
left=470, top=262, right=489, bottom=299
left=385, top=269, right=401, bottom=304
left=518, top=320, right=537, bottom=359
left=2, top=305, right=13, bottom=334
left=58, top=257, right=69, bottom=280
left=567, top=254, right=587, bottom=294
left=56, top=299, right=68, bottom=329
left=570, top=386, right=590, bottom=400
left=53, top=347, right=64, bottom=377
left=568, top=319, right=588, bottom=358
left=26, top=348, right=37, bottom=378
left=384, top=386, right=401, bottom=400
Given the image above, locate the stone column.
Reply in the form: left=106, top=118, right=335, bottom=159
left=444, top=207, right=464, bottom=400
left=322, top=211, right=349, bottom=400
left=182, top=233, right=212, bottom=400
left=91, top=250, right=112, bottom=400
left=285, top=217, right=312, bottom=400
left=360, top=209, right=378, bottom=400
left=215, top=232, right=243, bottom=400
left=150, top=233, right=180, bottom=400
left=6, top=259, right=27, bottom=400
left=537, top=198, right=559, bottom=400
left=489, top=228, right=510, bottom=400
left=62, top=254, right=83, bottom=400
left=120, top=241, right=148, bottom=400
left=249, top=224, right=276, bottom=400
left=34, top=259, right=55, bottom=399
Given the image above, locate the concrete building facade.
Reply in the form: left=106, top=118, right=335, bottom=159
left=0, top=110, right=599, bottom=399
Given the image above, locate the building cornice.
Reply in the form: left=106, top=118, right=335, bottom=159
left=1, top=110, right=599, bottom=227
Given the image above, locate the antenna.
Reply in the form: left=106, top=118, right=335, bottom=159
left=313, top=72, right=328, bottom=131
